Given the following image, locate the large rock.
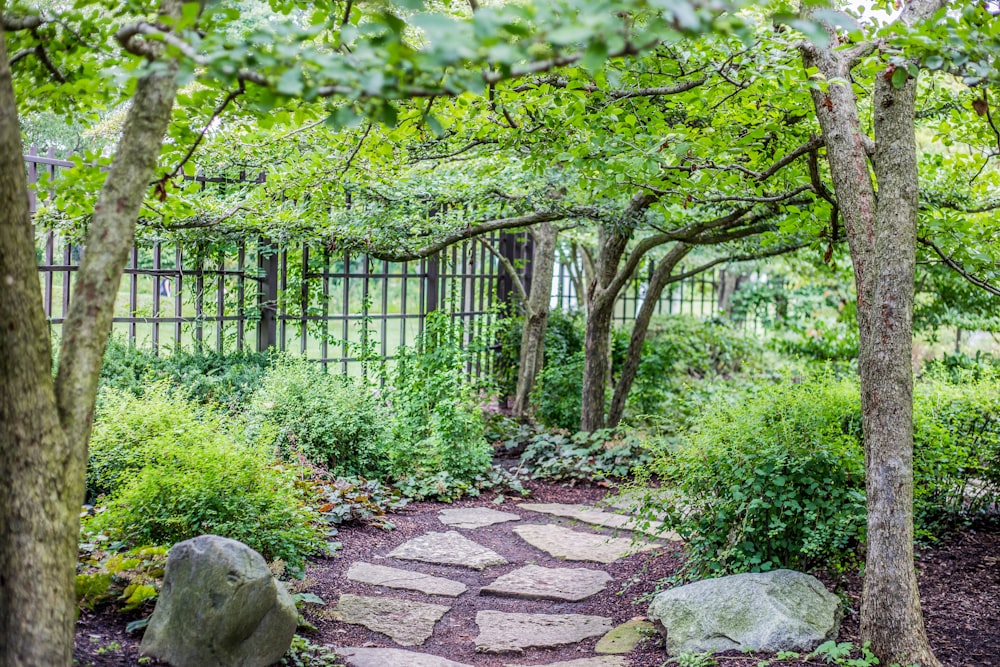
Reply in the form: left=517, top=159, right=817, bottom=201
left=139, top=535, right=296, bottom=667
left=647, top=569, right=843, bottom=656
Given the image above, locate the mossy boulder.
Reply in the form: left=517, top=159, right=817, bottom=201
left=647, top=569, right=842, bottom=656
left=140, top=535, right=296, bottom=667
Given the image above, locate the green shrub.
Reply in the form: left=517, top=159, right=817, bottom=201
left=100, top=338, right=270, bottom=411
left=643, top=370, right=1000, bottom=579
left=645, top=374, right=868, bottom=578
left=913, top=374, right=1000, bottom=532
left=531, top=351, right=585, bottom=430
left=248, top=355, right=389, bottom=477
left=384, top=311, right=492, bottom=496
left=87, top=386, right=324, bottom=570
left=629, top=316, right=761, bottom=418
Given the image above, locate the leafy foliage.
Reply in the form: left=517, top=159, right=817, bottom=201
left=75, top=544, right=167, bottom=613
left=642, top=369, right=1000, bottom=579
left=99, top=338, right=270, bottom=411
left=513, top=428, right=653, bottom=484
left=248, top=355, right=389, bottom=477
left=87, top=385, right=325, bottom=570
left=383, top=310, right=493, bottom=498
left=311, top=476, right=408, bottom=528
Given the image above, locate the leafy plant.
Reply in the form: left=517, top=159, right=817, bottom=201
left=516, top=428, right=653, bottom=484
left=383, top=310, right=493, bottom=497
left=310, top=476, right=408, bottom=528
left=643, top=373, right=868, bottom=579
left=248, top=355, right=389, bottom=477
left=280, top=636, right=345, bottom=667
left=75, top=544, right=168, bottom=613
left=664, top=652, right=718, bottom=667
left=99, top=338, right=270, bottom=411
left=87, top=385, right=325, bottom=571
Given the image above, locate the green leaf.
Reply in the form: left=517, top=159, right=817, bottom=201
left=891, top=66, right=909, bottom=89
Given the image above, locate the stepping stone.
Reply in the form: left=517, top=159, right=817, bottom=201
left=595, top=618, right=656, bottom=654
left=336, top=594, right=449, bottom=646
left=481, top=564, right=611, bottom=602
left=474, top=610, right=613, bottom=654
left=346, top=562, right=467, bottom=597
left=388, top=531, right=508, bottom=570
left=336, top=647, right=473, bottom=667
left=518, top=502, right=678, bottom=540
left=439, top=507, right=521, bottom=529
left=504, top=658, right=627, bottom=667
left=513, top=524, right=660, bottom=564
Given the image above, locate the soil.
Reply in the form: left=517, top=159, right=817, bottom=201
left=74, top=480, right=1000, bottom=667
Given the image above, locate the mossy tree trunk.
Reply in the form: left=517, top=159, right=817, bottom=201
left=0, top=2, right=182, bottom=662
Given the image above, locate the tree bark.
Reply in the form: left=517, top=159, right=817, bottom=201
left=802, top=2, right=943, bottom=664
left=606, top=243, right=690, bottom=426
left=512, top=221, right=556, bottom=418
left=0, top=28, right=79, bottom=666
left=0, top=2, right=183, bottom=664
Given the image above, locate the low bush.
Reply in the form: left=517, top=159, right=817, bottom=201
left=100, top=338, right=269, bottom=411
left=531, top=351, right=585, bottom=430
left=628, top=316, right=761, bottom=419
left=643, top=370, right=1000, bottom=579
left=87, top=385, right=325, bottom=570
left=645, top=374, right=867, bottom=578
left=513, top=428, right=653, bottom=484
left=248, top=355, right=388, bottom=477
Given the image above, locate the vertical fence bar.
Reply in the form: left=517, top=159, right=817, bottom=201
left=195, top=246, right=205, bottom=351
left=128, top=247, right=138, bottom=343
left=257, top=238, right=279, bottom=353
left=174, top=247, right=184, bottom=349
left=236, top=242, right=246, bottom=352
left=341, top=251, right=350, bottom=375
left=216, top=251, right=226, bottom=353
left=321, top=249, right=330, bottom=370
left=278, top=248, right=288, bottom=352
left=300, top=246, right=309, bottom=355
left=152, top=243, right=161, bottom=353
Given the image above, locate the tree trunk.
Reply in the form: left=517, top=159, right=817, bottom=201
left=607, top=243, right=690, bottom=426
left=513, top=221, right=556, bottom=417
left=802, top=2, right=942, bottom=664
left=0, top=29, right=80, bottom=666
left=580, top=291, right=616, bottom=431
left=0, top=2, right=183, bottom=663
left=859, top=41, right=937, bottom=667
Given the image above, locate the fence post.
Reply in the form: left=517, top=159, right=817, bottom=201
left=257, top=238, right=279, bottom=352
left=426, top=252, right=440, bottom=313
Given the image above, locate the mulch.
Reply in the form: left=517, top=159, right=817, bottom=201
left=74, top=480, right=1000, bottom=667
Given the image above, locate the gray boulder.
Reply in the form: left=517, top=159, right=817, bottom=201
left=647, top=569, right=842, bottom=656
left=140, top=535, right=297, bottom=667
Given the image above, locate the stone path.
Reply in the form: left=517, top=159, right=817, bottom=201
left=318, top=499, right=675, bottom=667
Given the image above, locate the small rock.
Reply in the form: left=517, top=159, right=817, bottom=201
left=518, top=502, right=678, bottom=540
left=513, top=524, right=659, bottom=564
left=139, top=535, right=296, bottom=667
left=647, top=569, right=843, bottom=656
left=346, top=562, right=467, bottom=597
left=595, top=619, right=656, bottom=654
left=474, top=610, right=613, bottom=654
left=481, top=565, right=611, bottom=601
left=504, top=659, right=626, bottom=667
left=337, top=594, right=450, bottom=646
left=335, top=647, right=473, bottom=667
left=389, top=531, right=508, bottom=570
left=439, top=507, right=521, bottom=529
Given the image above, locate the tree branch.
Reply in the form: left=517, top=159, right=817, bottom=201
left=0, top=14, right=46, bottom=31
left=918, top=236, right=1000, bottom=297
left=480, top=235, right=527, bottom=302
